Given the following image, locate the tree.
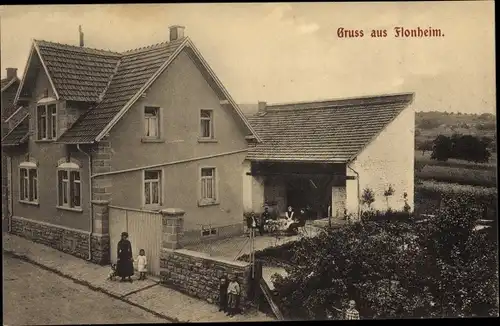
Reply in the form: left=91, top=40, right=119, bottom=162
left=361, top=188, right=375, bottom=211
left=383, top=185, right=395, bottom=210
left=451, top=134, right=491, bottom=163
left=431, top=135, right=453, bottom=161
left=417, top=140, right=434, bottom=155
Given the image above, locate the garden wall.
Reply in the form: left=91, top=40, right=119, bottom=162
left=160, top=248, right=258, bottom=311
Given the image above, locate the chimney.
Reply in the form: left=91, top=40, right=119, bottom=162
left=79, top=25, right=84, bottom=47
left=6, top=68, right=17, bottom=80
left=169, top=25, right=185, bottom=42
left=258, top=101, right=267, bottom=113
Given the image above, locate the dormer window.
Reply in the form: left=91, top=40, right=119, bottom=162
left=36, top=101, right=57, bottom=140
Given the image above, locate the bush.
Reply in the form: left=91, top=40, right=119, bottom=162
left=361, top=210, right=413, bottom=223
left=271, top=194, right=498, bottom=319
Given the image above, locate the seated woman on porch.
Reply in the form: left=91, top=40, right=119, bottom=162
left=279, top=206, right=299, bottom=235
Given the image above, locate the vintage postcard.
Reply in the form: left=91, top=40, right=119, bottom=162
left=1, top=2, right=497, bottom=323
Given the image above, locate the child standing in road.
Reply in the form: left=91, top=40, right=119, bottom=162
left=136, top=249, right=148, bottom=280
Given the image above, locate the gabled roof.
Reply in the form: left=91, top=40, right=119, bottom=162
left=1, top=113, right=30, bottom=147
left=35, top=40, right=121, bottom=102
left=15, top=35, right=260, bottom=144
left=247, top=93, right=414, bottom=163
left=58, top=39, right=186, bottom=144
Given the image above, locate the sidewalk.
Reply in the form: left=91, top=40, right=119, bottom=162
left=3, top=233, right=275, bottom=323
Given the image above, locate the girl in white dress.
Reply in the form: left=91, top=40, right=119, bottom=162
left=136, top=249, right=148, bottom=280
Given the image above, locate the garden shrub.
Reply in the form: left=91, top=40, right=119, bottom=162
left=270, top=193, right=499, bottom=319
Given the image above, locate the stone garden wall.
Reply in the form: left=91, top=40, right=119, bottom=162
left=160, top=248, right=258, bottom=311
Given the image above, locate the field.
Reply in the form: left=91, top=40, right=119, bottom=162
left=415, top=151, right=497, bottom=170
left=413, top=111, right=497, bottom=219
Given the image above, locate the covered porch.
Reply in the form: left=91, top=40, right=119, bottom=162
left=244, top=161, right=356, bottom=220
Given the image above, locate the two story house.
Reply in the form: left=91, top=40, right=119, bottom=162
left=2, top=25, right=261, bottom=264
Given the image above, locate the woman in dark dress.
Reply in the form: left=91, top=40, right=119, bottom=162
left=117, top=232, right=134, bottom=282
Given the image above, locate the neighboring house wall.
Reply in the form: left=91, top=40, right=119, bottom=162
left=346, top=105, right=415, bottom=216
left=2, top=80, right=19, bottom=221
left=8, top=66, right=104, bottom=262
left=103, top=49, right=249, bottom=239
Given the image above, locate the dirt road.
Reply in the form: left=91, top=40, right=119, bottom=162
left=3, top=255, right=168, bottom=325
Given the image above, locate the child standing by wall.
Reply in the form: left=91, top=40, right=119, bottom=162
left=218, top=275, right=229, bottom=313
left=136, top=249, right=148, bottom=281
left=226, top=274, right=241, bottom=317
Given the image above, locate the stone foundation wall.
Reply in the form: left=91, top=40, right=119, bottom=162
left=160, top=248, right=256, bottom=310
left=10, top=216, right=110, bottom=265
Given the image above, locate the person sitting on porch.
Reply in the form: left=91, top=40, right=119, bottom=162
left=260, top=206, right=271, bottom=235
left=280, top=206, right=299, bottom=235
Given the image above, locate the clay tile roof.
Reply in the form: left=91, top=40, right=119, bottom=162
left=35, top=40, right=121, bottom=102
left=246, top=93, right=414, bottom=163
left=1, top=76, right=19, bottom=92
left=56, top=38, right=186, bottom=144
left=1, top=113, right=30, bottom=147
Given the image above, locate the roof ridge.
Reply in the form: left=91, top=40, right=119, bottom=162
left=122, top=40, right=172, bottom=54
left=266, top=92, right=415, bottom=110
left=34, top=39, right=121, bottom=56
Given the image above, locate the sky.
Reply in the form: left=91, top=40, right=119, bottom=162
left=0, top=2, right=496, bottom=114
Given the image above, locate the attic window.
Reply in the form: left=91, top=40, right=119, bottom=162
left=36, top=103, right=57, bottom=141
left=200, top=109, right=214, bottom=139
left=144, top=107, right=160, bottom=138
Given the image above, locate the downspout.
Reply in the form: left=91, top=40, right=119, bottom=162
left=77, top=144, right=93, bottom=261
left=346, top=163, right=361, bottom=220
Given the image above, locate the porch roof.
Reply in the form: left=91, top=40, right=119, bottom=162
left=247, top=93, right=414, bottom=163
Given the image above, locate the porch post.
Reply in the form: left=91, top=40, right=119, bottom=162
left=331, top=185, right=347, bottom=220
left=251, top=176, right=265, bottom=213
left=91, top=199, right=110, bottom=265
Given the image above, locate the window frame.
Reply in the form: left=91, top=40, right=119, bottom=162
left=56, top=162, right=82, bottom=212
left=142, top=169, right=163, bottom=209
left=198, top=166, right=219, bottom=207
left=141, top=106, right=165, bottom=143
left=199, top=109, right=215, bottom=140
left=36, top=99, right=58, bottom=141
left=18, top=162, right=39, bottom=205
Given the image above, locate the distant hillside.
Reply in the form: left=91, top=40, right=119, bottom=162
left=415, top=111, right=496, bottom=140
left=416, top=111, right=496, bottom=126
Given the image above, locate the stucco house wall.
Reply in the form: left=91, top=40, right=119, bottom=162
left=10, top=68, right=92, bottom=231
left=346, top=105, right=415, bottom=216
left=103, top=49, right=250, bottom=235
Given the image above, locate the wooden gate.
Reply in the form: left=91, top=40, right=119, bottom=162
left=109, top=206, right=163, bottom=276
